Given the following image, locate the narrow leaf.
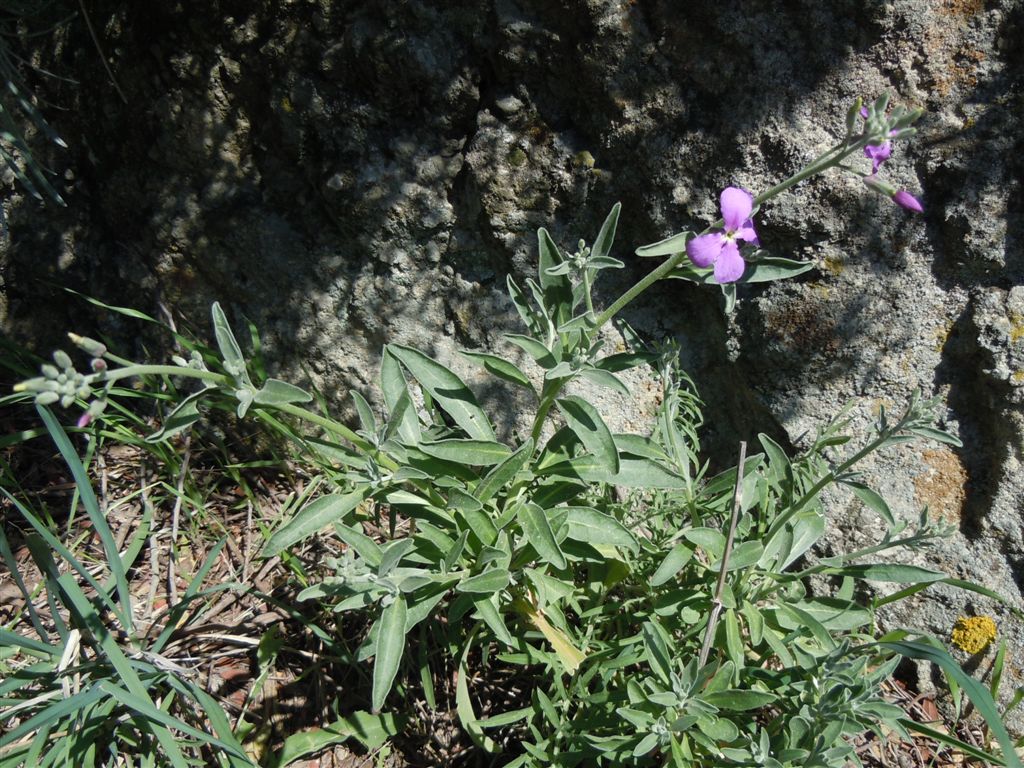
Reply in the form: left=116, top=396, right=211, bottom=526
left=556, top=395, right=619, bottom=474
left=263, top=487, right=370, bottom=556
left=516, top=502, right=567, bottom=569
left=371, top=596, right=408, bottom=712
left=388, top=345, right=495, bottom=441
left=253, top=378, right=312, bottom=406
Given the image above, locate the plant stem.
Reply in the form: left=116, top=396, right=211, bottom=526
left=593, top=139, right=865, bottom=334
left=90, top=364, right=229, bottom=387
left=698, top=440, right=747, bottom=669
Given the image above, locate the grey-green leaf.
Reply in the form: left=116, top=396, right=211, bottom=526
left=516, top=502, right=567, bottom=570
left=591, top=203, right=621, bottom=263
left=419, top=439, right=513, bottom=466
left=737, top=257, right=814, bottom=284
left=253, top=378, right=313, bottom=406
left=371, top=596, right=408, bottom=712
left=146, top=390, right=205, bottom=443
left=388, top=345, right=495, bottom=441
left=263, top=488, right=370, bottom=556
left=563, top=506, right=638, bottom=554
left=635, top=231, right=692, bottom=258
left=460, top=350, right=535, bottom=392
left=556, top=395, right=619, bottom=475
left=211, top=302, right=249, bottom=384
left=456, top=568, right=511, bottom=594
left=475, top=438, right=534, bottom=504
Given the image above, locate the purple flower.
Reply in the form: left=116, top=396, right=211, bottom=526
left=76, top=412, right=93, bottom=428
left=863, top=141, right=892, bottom=174
left=686, top=187, right=759, bottom=283
left=893, top=190, right=923, bottom=213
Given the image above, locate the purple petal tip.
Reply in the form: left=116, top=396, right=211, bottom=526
left=893, top=190, right=923, bottom=213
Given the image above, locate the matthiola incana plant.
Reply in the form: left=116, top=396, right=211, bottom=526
left=9, top=94, right=1020, bottom=768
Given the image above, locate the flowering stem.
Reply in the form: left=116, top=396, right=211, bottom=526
left=592, top=140, right=865, bottom=334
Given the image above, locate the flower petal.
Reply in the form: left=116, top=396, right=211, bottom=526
left=714, top=240, right=745, bottom=283
left=863, top=141, right=892, bottom=174
left=720, top=187, right=754, bottom=231
left=893, top=190, right=923, bottom=213
left=734, top=221, right=759, bottom=247
left=686, top=232, right=724, bottom=268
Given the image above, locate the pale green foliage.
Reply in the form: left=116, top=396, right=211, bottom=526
left=5, top=96, right=1020, bottom=766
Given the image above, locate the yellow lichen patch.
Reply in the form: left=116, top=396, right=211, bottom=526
left=1012, top=371, right=1024, bottom=385
left=914, top=448, right=967, bottom=523
left=572, top=150, right=596, bottom=170
left=951, top=615, right=997, bottom=654
left=930, top=320, right=954, bottom=353
left=1008, top=312, right=1024, bottom=344
left=821, top=254, right=845, bottom=277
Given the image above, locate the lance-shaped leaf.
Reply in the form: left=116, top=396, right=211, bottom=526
left=556, top=395, right=619, bottom=474
left=459, top=350, right=535, bottom=393
left=475, top=438, right=534, bottom=503
left=211, top=302, right=251, bottom=385
left=591, top=203, right=621, bottom=264
left=371, top=596, right=408, bottom=712
left=387, top=345, right=495, bottom=441
left=516, top=502, right=566, bottom=569
left=253, top=378, right=313, bottom=406
left=563, top=507, right=638, bottom=554
left=537, top=228, right=572, bottom=326
left=146, top=389, right=206, bottom=443
left=263, top=487, right=371, bottom=556
left=635, top=230, right=693, bottom=258
left=380, top=348, right=421, bottom=444
left=419, top=439, right=513, bottom=466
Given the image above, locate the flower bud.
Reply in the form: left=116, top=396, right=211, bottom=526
left=91, top=358, right=108, bottom=373
left=68, top=333, right=107, bottom=358
left=60, top=394, right=76, bottom=408
left=41, top=363, right=60, bottom=379
left=893, top=190, right=924, bottom=213
left=862, top=174, right=898, bottom=198
left=35, top=391, right=60, bottom=405
left=53, top=350, right=74, bottom=370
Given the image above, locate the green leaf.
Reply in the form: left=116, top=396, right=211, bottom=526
left=505, top=333, right=556, bottom=368
left=146, top=389, right=206, bottom=442
left=253, top=377, right=312, bottom=406
left=419, top=439, right=513, bottom=466
left=651, top=542, right=695, bottom=586
left=277, top=712, right=401, bottom=764
left=908, top=425, right=963, bottom=447
left=211, top=302, right=250, bottom=384
left=563, top=507, right=638, bottom=554
left=456, top=568, right=511, bottom=594
left=472, top=593, right=515, bottom=647
left=475, top=438, right=534, bottom=503
left=841, top=480, right=896, bottom=528
left=460, top=350, right=535, bottom=392
left=880, top=640, right=1023, bottom=768
left=457, top=641, right=500, bottom=753
left=578, top=367, right=630, bottom=397
left=263, top=487, right=370, bottom=556
left=682, top=527, right=726, bottom=560
left=539, top=454, right=688, bottom=489
left=556, top=395, right=619, bottom=474
left=826, top=563, right=947, bottom=583
left=635, top=231, right=692, bottom=258
left=594, top=351, right=660, bottom=372
left=387, top=345, right=495, bottom=441
left=592, top=203, right=621, bottom=263
left=380, top=347, right=421, bottom=444
left=702, top=689, right=778, bottom=710
left=38, top=407, right=133, bottom=629
left=371, top=596, right=408, bottom=712
left=516, top=502, right=567, bottom=569
left=538, top=228, right=572, bottom=325
left=642, top=620, right=673, bottom=685
left=736, top=256, right=814, bottom=284
left=351, top=390, right=379, bottom=436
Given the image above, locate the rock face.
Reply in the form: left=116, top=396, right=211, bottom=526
left=3, top=0, right=1023, bottom=724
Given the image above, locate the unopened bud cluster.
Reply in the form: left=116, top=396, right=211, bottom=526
left=14, top=333, right=109, bottom=425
